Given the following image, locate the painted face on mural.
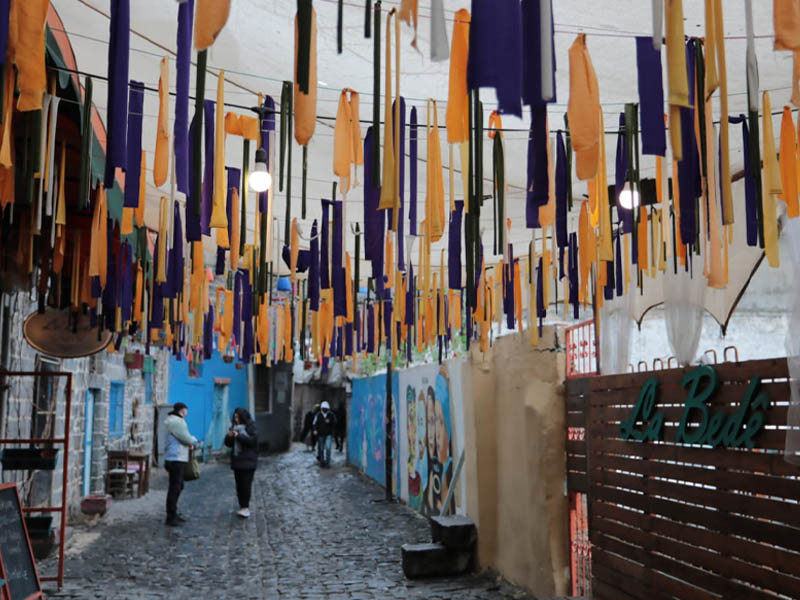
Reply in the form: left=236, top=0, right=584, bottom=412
left=426, top=386, right=436, bottom=458
left=407, top=388, right=416, bottom=462
left=416, top=392, right=427, bottom=460
left=435, top=399, right=449, bottom=463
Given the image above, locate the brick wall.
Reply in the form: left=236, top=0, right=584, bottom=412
left=0, top=291, right=170, bottom=518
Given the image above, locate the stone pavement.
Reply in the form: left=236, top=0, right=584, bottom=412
left=42, top=444, right=538, bottom=599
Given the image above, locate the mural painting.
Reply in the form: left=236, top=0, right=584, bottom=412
left=348, top=372, right=400, bottom=491
left=402, top=365, right=455, bottom=516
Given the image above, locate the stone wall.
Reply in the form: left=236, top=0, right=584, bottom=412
left=0, top=291, right=170, bottom=519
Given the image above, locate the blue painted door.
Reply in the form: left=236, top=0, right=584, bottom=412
left=82, top=390, right=96, bottom=497
left=182, top=381, right=209, bottom=442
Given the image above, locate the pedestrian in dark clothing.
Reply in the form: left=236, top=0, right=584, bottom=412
left=309, top=403, right=320, bottom=452
left=312, top=401, right=337, bottom=467
left=334, top=403, right=347, bottom=452
left=299, top=407, right=315, bottom=450
left=224, top=407, right=258, bottom=518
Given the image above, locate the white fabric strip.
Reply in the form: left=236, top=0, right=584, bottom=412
left=430, top=0, right=449, bottom=62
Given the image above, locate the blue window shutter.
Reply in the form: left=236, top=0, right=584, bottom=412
left=109, top=381, right=125, bottom=438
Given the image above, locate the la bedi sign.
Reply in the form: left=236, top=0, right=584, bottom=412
left=619, top=365, right=769, bottom=448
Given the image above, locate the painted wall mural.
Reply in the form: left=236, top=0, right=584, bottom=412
left=401, top=364, right=455, bottom=515
left=348, top=372, right=399, bottom=492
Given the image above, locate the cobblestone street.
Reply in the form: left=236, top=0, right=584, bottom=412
left=42, top=445, right=535, bottom=599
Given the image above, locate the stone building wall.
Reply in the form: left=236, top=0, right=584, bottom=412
left=0, top=291, right=170, bottom=519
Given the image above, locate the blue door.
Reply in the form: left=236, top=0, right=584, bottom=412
left=82, top=390, right=97, bottom=497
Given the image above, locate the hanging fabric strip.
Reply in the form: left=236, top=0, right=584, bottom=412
left=10, top=0, right=47, bottom=111
left=333, top=89, right=363, bottom=192
left=104, top=0, right=130, bottom=188
left=399, top=0, right=418, bottom=50
left=426, top=99, right=445, bottom=241
left=295, top=5, right=318, bottom=145
left=677, top=41, right=700, bottom=245
left=467, top=0, right=522, bottom=117
left=779, top=106, right=799, bottom=218
left=489, top=111, right=505, bottom=251
left=193, top=50, right=207, bottom=216
left=566, top=34, right=600, bottom=180
left=449, top=200, right=463, bottom=290
left=446, top=9, right=470, bottom=143
left=774, top=0, right=800, bottom=51
left=555, top=131, right=568, bottom=247
left=394, top=97, right=407, bottom=269
left=78, top=76, right=93, bottom=209
left=309, top=219, right=320, bottom=310
left=186, top=115, right=201, bottom=241
left=652, top=0, right=664, bottom=50
left=194, top=0, right=231, bottom=50
left=296, top=0, right=313, bottom=94
left=636, top=36, right=667, bottom=156
left=379, top=9, right=399, bottom=214
left=744, top=0, right=759, bottom=112
left=321, top=199, right=331, bottom=289
left=521, top=0, right=556, bottom=106
left=372, top=1, right=381, bottom=187
left=175, top=0, right=193, bottom=194
left=210, top=72, right=227, bottom=230
left=409, top=107, right=418, bottom=235
left=44, top=97, right=60, bottom=219
left=154, top=57, right=170, bottom=188
left=430, top=0, right=449, bottom=62
left=202, top=99, right=215, bottom=235
left=526, top=105, right=549, bottom=227
left=665, top=0, right=689, bottom=161
left=124, top=81, right=144, bottom=208
left=762, top=91, right=782, bottom=267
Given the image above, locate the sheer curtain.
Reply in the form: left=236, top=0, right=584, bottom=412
left=599, top=292, right=633, bottom=375
left=784, top=218, right=800, bottom=465
left=663, top=266, right=706, bottom=366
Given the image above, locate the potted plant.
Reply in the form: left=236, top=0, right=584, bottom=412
left=25, top=515, right=57, bottom=559
left=80, top=494, right=112, bottom=516
left=1, top=447, right=59, bottom=470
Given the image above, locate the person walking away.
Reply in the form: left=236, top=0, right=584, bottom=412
left=299, top=406, right=315, bottom=450
left=224, top=407, right=259, bottom=518
left=312, top=401, right=337, bottom=467
left=334, top=402, right=347, bottom=452
left=164, top=402, right=198, bottom=527
left=309, top=403, right=321, bottom=453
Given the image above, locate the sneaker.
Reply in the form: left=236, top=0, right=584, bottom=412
left=176, top=514, right=188, bottom=523
left=236, top=508, right=251, bottom=518
left=165, top=518, right=182, bottom=527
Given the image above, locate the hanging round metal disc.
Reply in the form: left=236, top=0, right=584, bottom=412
left=23, top=308, right=113, bottom=359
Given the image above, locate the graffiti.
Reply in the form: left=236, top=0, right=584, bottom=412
left=403, top=366, right=454, bottom=516
left=349, top=373, right=399, bottom=489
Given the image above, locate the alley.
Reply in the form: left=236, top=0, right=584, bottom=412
left=42, top=446, right=534, bottom=599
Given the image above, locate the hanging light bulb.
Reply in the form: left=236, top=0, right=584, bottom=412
left=249, top=147, right=271, bottom=192
left=619, top=182, right=640, bottom=211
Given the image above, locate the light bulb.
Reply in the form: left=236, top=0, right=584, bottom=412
left=250, top=165, right=271, bottom=192
left=619, top=185, right=640, bottom=210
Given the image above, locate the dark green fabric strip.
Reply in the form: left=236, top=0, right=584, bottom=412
left=302, top=144, right=308, bottom=219
left=241, top=139, right=249, bottom=255
left=372, top=0, right=381, bottom=188
left=280, top=81, right=291, bottom=192
left=79, top=76, right=93, bottom=210
left=193, top=50, right=208, bottom=216
left=365, top=0, right=372, bottom=38
left=337, top=0, right=344, bottom=54
left=296, top=0, right=312, bottom=95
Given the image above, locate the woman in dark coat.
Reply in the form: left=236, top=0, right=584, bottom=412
left=224, top=408, right=258, bottom=518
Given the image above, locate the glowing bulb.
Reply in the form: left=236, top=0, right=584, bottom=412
left=250, top=148, right=271, bottom=192
left=619, top=184, right=640, bottom=210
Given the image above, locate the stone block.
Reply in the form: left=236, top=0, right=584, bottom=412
left=429, top=514, right=477, bottom=549
left=401, top=542, right=472, bottom=579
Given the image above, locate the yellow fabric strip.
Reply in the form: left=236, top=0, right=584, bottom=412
left=294, top=7, right=318, bottom=146
left=567, top=34, right=601, bottom=181
left=154, top=57, right=169, bottom=187
left=88, top=187, right=108, bottom=288
left=379, top=9, right=398, bottom=214
left=426, top=100, right=446, bottom=241
left=665, top=0, right=690, bottom=160
left=194, top=0, right=231, bottom=50
left=762, top=91, right=781, bottom=267
left=11, top=0, right=48, bottom=111
left=713, top=0, right=733, bottom=225
left=446, top=9, right=471, bottom=144
left=775, top=0, right=800, bottom=51
left=209, top=71, right=228, bottom=230
left=157, top=196, right=169, bottom=282
left=780, top=105, right=799, bottom=218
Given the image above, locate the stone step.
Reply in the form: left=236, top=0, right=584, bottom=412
left=430, top=514, right=477, bottom=549
left=401, top=542, right=473, bottom=579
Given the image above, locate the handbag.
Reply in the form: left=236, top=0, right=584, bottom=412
left=184, top=449, right=200, bottom=481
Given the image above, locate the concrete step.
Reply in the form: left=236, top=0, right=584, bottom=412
left=401, top=542, right=473, bottom=579
left=430, top=514, right=477, bottom=549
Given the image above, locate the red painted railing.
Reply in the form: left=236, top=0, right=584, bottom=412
left=566, top=319, right=598, bottom=378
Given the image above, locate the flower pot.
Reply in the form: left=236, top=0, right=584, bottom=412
left=1, top=448, right=59, bottom=470
left=25, top=515, right=53, bottom=536
left=223, top=355, right=234, bottom=363
left=26, top=521, right=58, bottom=560
left=81, top=494, right=112, bottom=516
left=124, top=351, right=144, bottom=369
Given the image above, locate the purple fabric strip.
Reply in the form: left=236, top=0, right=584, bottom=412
left=345, top=322, right=354, bottom=356
left=120, top=242, right=133, bottom=322
left=356, top=307, right=362, bottom=351
left=0, top=0, right=9, bottom=64
left=104, top=0, right=130, bottom=189
left=615, top=112, right=634, bottom=235
left=124, top=81, right=144, bottom=207
left=505, top=252, right=515, bottom=330
left=334, top=267, right=347, bottom=318
left=521, top=0, right=556, bottom=106
left=636, top=36, right=666, bottom=156
left=172, top=201, right=184, bottom=297
left=392, top=97, right=406, bottom=269
left=259, top=97, right=276, bottom=214
left=536, top=256, right=545, bottom=318
left=233, top=271, right=242, bottom=348
left=185, top=115, right=201, bottom=241
left=568, top=232, right=579, bottom=319
left=449, top=200, right=463, bottom=289
left=215, top=247, right=226, bottom=275
left=165, top=248, right=175, bottom=299
left=333, top=200, right=343, bottom=271
left=603, top=256, right=614, bottom=301
left=409, top=107, right=418, bottom=236
left=336, top=325, right=343, bottom=358
left=202, top=99, right=215, bottom=236
left=558, top=245, right=565, bottom=280
left=405, top=267, right=415, bottom=327
left=678, top=41, right=700, bottom=245
left=467, top=0, right=522, bottom=117
left=174, top=0, right=193, bottom=194
left=309, top=219, right=320, bottom=310
left=363, top=127, right=385, bottom=295
left=204, top=305, right=214, bottom=360
left=321, top=200, right=331, bottom=289
left=383, top=299, right=392, bottom=350
left=555, top=131, right=568, bottom=247
left=730, top=115, right=758, bottom=246
left=526, top=105, right=548, bottom=228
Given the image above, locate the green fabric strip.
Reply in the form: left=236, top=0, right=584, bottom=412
left=241, top=138, right=249, bottom=255
left=193, top=50, right=208, bottom=216
left=372, top=0, right=381, bottom=187
left=296, top=0, right=313, bottom=94
left=79, top=76, right=93, bottom=211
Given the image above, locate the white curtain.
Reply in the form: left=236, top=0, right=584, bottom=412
left=784, top=218, right=800, bottom=465
left=663, top=266, right=706, bottom=366
left=599, top=292, right=633, bottom=375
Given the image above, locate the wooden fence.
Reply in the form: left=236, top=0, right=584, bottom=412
left=566, top=358, right=800, bottom=599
